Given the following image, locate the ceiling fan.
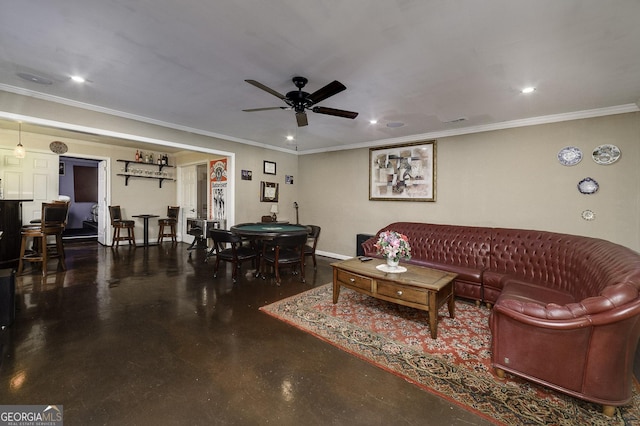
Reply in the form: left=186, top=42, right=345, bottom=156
left=243, top=76, right=358, bottom=127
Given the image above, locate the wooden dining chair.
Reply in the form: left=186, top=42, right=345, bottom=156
left=109, top=205, right=136, bottom=247
left=17, top=202, right=67, bottom=276
left=209, top=229, right=258, bottom=282
left=157, top=206, right=180, bottom=243
left=260, top=233, right=307, bottom=284
left=303, top=225, right=321, bottom=270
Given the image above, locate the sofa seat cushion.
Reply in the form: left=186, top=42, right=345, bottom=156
left=496, top=279, right=580, bottom=319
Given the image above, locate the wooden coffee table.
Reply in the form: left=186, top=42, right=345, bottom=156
left=331, top=257, right=457, bottom=339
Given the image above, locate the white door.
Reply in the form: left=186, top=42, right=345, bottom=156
left=0, top=149, right=58, bottom=222
left=97, top=160, right=108, bottom=245
left=179, top=165, right=198, bottom=243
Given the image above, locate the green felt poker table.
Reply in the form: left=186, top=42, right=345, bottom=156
left=230, top=223, right=309, bottom=238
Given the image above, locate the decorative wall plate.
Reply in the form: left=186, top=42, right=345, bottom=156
left=49, top=141, right=68, bottom=154
left=581, top=210, right=595, bottom=221
left=557, top=146, right=582, bottom=166
left=577, top=177, right=599, bottom=194
left=592, top=144, right=620, bottom=165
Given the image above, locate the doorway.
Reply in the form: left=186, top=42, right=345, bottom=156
left=59, top=156, right=109, bottom=244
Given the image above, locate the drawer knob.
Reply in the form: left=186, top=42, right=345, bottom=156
left=349, top=278, right=355, bottom=283
left=397, top=290, right=403, bottom=296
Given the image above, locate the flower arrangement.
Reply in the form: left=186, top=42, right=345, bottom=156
left=374, top=230, right=411, bottom=262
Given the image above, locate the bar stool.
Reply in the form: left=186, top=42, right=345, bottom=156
left=157, top=206, right=180, bottom=243
left=109, top=206, right=136, bottom=247
left=18, top=203, right=68, bottom=276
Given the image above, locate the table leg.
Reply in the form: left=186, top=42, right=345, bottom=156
left=332, top=268, right=341, bottom=303
left=143, top=218, right=149, bottom=247
left=428, top=292, right=438, bottom=339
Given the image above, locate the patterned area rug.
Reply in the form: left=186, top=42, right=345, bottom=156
left=260, top=283, right=640, bottom=425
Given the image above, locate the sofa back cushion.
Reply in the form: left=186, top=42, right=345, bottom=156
left=491, top=228, right=640, bottom=300
left=375, top=222, right=492, bottom=270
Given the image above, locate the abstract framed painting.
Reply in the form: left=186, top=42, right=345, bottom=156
left=369, top=140, right=436, bottom=201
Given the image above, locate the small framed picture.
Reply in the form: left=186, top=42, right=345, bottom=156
left=263, top=160, right=276, bottom=175
left=285, top=175, right=294, bottom=184
left=241, top=170, right=252, bottom=180
left=59, top=162, right=65, bottom=175
left=260, top=181, right=279, bottom=202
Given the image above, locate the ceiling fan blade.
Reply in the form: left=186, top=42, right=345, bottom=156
left=307, top=80, right=346, bottom=104
left=312, top=106, right=358, bottom=119
left=242, top=107, right=289, bottom=112
left=245, top=79, right=287, bottom=100
left=296, top=112, right=308, bottom=127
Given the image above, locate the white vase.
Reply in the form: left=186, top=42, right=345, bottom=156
left=386, top=257, right=399, bottom=268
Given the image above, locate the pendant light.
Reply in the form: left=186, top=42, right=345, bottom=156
left=14, top=122, right=25, bottom=158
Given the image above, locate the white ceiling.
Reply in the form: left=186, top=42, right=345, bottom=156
left=1, top=0, right=639, bottom=153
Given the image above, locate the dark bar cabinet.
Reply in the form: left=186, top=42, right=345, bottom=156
left=0, top=199, right=32, bottom=268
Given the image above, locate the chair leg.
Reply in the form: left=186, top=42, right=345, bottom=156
left=171, top=224, right=177, bottom=242
left=56, top=233, right=66, bottom=271
left=130, top=227, right=136, bottom=246
left=40, top=235, right=48, bottom=276
left=157, top=224, right=163, bottom=243
left=112, top=227, right=119, bottom=247
left=17, top=234, right=28, bottom=275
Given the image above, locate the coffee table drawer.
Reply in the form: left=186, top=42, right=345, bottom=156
left=377, top=281, right=427, bottom=305
left=336, top=269, right=372, bottom=291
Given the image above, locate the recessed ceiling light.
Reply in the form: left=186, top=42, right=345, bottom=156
left=369, top=119, right=378, bottom=124
left=17, top=72, right=53, bottom=85
left=71, top=75, right=86, bottom=83
left=521, top=87, right=535, bottom=94
left=286, top=135, right=294, bottom=141
left=386, top=122, right=405, bottom=128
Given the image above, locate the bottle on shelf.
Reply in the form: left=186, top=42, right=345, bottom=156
left=135, top=150, right=140, bottom=162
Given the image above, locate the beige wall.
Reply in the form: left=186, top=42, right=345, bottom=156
left=299, top=112, right=640, bottom=256
left=2, top=91, right=639, bottom=255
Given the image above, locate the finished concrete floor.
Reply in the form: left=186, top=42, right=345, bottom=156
left=1, top=242, right=492, bottom=425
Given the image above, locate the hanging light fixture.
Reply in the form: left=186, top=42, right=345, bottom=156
left=14, top=122, right=25, bottom=158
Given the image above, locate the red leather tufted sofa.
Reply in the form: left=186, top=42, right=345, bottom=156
left=361, top=222, right=640, bottom=415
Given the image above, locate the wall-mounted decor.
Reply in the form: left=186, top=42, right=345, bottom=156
left=578, top=177, right=599, bottom=194
left=210, top=159, right=227, bottom=222
left=285, top=175, right=294, bottom=184
left=557, top=146, right=582, bottom=166
left=592, top=144, right=620, bottom=165
left=260, top=181, right=279, bottom=202
left=241, top=170, right=252, bottom=180
left=264, top=160, right=276, bottom=175
left=59, top=162, right=65, bottom=175
left=369, top=140, right=436, bottom=201
left=50, top=141, right=68, bottom=154
left=581, top=210, right=595, bottom=221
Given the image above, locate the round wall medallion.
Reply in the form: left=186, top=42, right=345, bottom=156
left=49, top=141, right=68, bottom=154
left=577, top=177, right=599, bottom=194
left=557, top=146, right=582, bottom=166
left=581, top=210, right=595, bottom=221
left=592, top=144, right=620, bottom=165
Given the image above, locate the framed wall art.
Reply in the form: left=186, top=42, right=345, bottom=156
left=369, top=140, right=436, bottom=201
left=263, top=160, right=276, bottom=175
left=260, top=181, right=279, bottom=202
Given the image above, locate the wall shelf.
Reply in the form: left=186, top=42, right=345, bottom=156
left=116, top=159, right=174, bottom=188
